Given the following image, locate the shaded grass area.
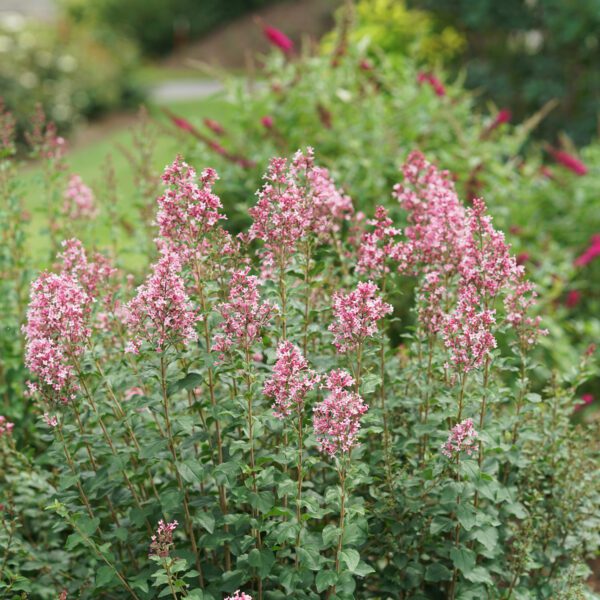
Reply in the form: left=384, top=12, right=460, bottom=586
left=23, top=94, right=233, bottom=270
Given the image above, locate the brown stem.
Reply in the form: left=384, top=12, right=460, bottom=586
left=160, top=355, right=205, bottom=588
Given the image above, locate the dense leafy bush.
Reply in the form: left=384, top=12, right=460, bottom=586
left=0, top=13, right=140, bottom=142
left=1, top=97, right=599, bottom=597
left=407, top=0, right=600, bottom=144
left=61, top=0, right=280, bottom=57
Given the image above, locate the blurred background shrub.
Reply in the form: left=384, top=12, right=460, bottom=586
left=408, top=0, right=600, bottom=145
left=61, top=0, right=280, bottom=57
left=322, top=0, right=464, bottom=66
left=0, top=12, right=140, bottom=143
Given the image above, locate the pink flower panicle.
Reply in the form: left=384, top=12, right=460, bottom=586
left=43, top=413, right=58, bottom=428
left=459, top=198, right=518, bottom=298
left=57, top=239, right=117, bottom=305
left=575, top=394, right=594, bottom=412
left=225, top=592, right=253, bottom=600
left=149, top=520, right=178, bottom=558
left=356, top=205, right=401, bottom=279
left=157, top=157, right=226, bottom=261
left=63, top=174, right=97, bottom=220
left=548, top=148, right=588, bottom=176
left=313, top=370, right=368, bottom=456
left=25, top=105, right=67, bottom=166
left=23, top=273, right=92, bottom=403
left=247, top=155, right=309, bottom=269
left=0, top=99, right=16, bottom=156
left=504, top=278, right=548, bottom=347
left=441, top=418, right=478, bottom=458
left=329, top=281, right=392, bottom=353
left=0, top=416, right=14, bottom=437
left=247, top=149, right=353, bottom=269
left=416, top=271, right=447, bottom=336
left=392, top=151, right=468, bottom=275
left=263, top=341, right=320, bottom=419
left=574, top=234, right=600, bottom=267
left=125, top=251, right=200, bottom=354
left=263, top=24, right=293, bottom=54
left=442, top=284, right=497, bottom=373
left=212, top=268, right=274, bottom=358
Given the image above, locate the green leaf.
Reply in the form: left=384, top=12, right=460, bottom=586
left=472, top=526, right=498, bottom=552
left=353, top=561, right=375, bottom=577
left=425, top=563, right=453, bottom=582
left=249, top=490, right=275, bottom=514
left=95, top=565, right=115, bottom=587
left=170, top=371, right=203, bottom=394
left=450, top=546, right=476, bottom=575
left=196, top=512, right=215, bottom=534
left=179, top=460, right=204, bottom=485
left=340, top=548, right=360, bottom=573
left=77, top=516, right=99, bottom=537
left=457, top=504, right=477, bottom=531
left=464, top=566, right=494, bottom=585
left=430, top=516, right=454, bottom=535
left=315, top=570, right=338, bottom=592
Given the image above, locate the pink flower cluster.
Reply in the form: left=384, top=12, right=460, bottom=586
left=57, top=239, right=117, bottom=304
left=149, top=520, right=178, bottom=558
left=124, top=251, right=200, bottom=354
left=504, top=278, right=548, bottom=347
left=247, top=149, right=353, bottom=271
left=156, top=157, right=226, bottom=261
left=263, top=341, right=320, bottom=419
left=460, top=198, right=518, bottom=298
left=63, top=174, right=97, bottom=219
left=43, top=413, right=58, bottom=428
left=392, top=151, right=468, bottom=274
left=212, top=268, right=274, bottom=357
left=23, top=273, right=92, bottom=403
left=329, top=281, right=392, bottom=353
left=225, top=592, right=253, bottom=600
left=356, top=206, right=401, bottom=279
left=391, top=152, right=546, bottom=367
left=442, top=284, right=497, bottom=373
left=574, top=234, right=600, bottom=267
left=313, top=370, right=368, bottom=457
left=441, top=418, right=478, bottom=458
left=0, top=416, right=14, bottom=437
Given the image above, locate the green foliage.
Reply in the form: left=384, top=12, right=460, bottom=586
left=61, top=0, right=279, bottom=57
left=408, top=0, right=600, bottom=144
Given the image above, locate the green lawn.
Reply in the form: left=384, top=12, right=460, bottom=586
left=23, top=94, right=233, bottom=270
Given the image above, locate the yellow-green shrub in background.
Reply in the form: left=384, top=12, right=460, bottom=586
left=322, top=0, right=464, bottom=65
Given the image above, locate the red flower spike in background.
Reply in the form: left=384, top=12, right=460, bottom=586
left=260, top=115, right=274, bottom=130
left=565, top=290, right=581, bottom=308
left=574, top=394, right=594, bottom=412
left=417, top=72, right=446, bottom=97
left=203, top=118, right=225, bottom=136
left=548, top=147, right=588, bottom=176
left=574, top=234, right=600, bottom=267
left=257, top=18, right=293, bottom=55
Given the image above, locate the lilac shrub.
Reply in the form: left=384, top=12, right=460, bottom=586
left=1, top=141, right=598, bottom=600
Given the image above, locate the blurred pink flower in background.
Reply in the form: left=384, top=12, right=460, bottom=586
left=565, top=290, right=581, bottom=308
left=548, top=147, right=588, bottom=176
left=574, top=234, right=600, bottom=267
left=262, top=23, right=293, bottom=54
left=417, top=72, right=446, bottom=97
